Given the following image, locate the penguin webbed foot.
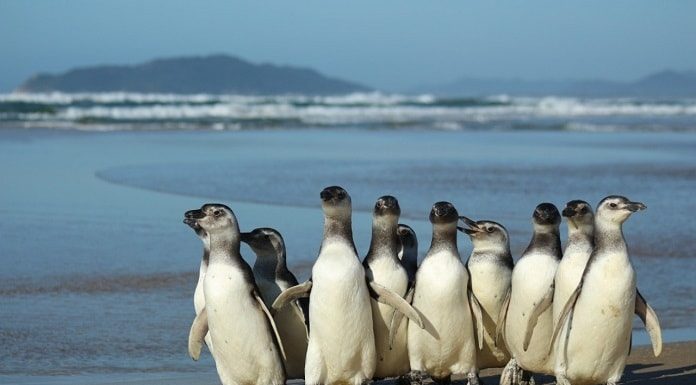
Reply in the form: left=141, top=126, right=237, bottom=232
left=406, top=370, right=425, bottom=385
left=467, top=372, right=481, bottom=385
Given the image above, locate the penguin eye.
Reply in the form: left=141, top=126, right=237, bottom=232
left=609, top=203, right=618, bottom=209
left=580, top=207, right=587, bottom=214
left=213, top=209, right=223, bottom=217
left=486, top=227, right=494, bottom=233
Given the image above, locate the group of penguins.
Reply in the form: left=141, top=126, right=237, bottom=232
left=182, top=186, right=662, bottom=385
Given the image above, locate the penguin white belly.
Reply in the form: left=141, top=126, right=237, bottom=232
left=564, top=255, right=636, bottom=385
left=193, top=262, right=213, bottom=355
left=469, top=260, right=511, bottom=368
left=505, top=253, right=558, bottom=374
left=553, top=245, right=592, bottom=323
left=204, top=263, right=284, bottom=385
left=553, top=244, right=592, bottom=374
left=305, top=242, right=376, bottom=385
left=408, top=251, right=477, bottom=379
left=367, top=256, right=410, bottom=378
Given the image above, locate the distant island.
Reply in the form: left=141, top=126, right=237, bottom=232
left=17, top=54, right=371, bottom=95
left=412, top=70, right=696, bottom=98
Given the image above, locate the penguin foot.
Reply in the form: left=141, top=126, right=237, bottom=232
left=555, top=374, right=571, bottom=385
left=394, top=375, right=411, bottom=385
left=500, top=359, right=518, bottom=385
left=407, top=370, right=425, bottom=385
left=467, top=372, right=481, bottom=385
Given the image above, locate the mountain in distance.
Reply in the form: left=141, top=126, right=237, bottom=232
left=412, top=70, right=696, bottom=98
left=17, top=54, right=371, bottom=95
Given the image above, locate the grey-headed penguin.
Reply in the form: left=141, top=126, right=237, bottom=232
left=501, top=203, right=562, bottom=385
left=363, top=196, right=411, bottom=380
left=240, top=227, right=309, bottom=379
left=549, top=196, right=661, bottom=385
left=183, top=214, right=213, bottom=355
left=408, top=202, right=482, bottom=385
left=185, top=204, right=286, bottom=385
left=458, top=216, right=513, bottom=370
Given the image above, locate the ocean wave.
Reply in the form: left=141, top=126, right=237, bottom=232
left=2, top=92, right=696, bottom=131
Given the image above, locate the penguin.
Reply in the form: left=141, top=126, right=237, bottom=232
left=457, top=216, right=513, bottom=370
left=549, top=196, right=662, bottom=385
left=500, top=203, right=562, bottom=385
left=271, top=186, right=424, bottom=385
left=183, top=215, right=214, bottom=355
left=397, top=223, right=418, bottom=283
left=552, top=200, right=594, bottom=383
left=363, top=196, right=411, bottom=380
left=240, top=227, right=309, bottom=380
left=407, top=201, right=482, bottom=385
left=185, top=204, right=286, bottom=385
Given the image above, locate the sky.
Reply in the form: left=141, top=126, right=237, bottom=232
left=1, top=0, right=696, bottom=92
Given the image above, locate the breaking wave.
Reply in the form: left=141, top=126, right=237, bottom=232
left=1, top=92, right=696, bottom=131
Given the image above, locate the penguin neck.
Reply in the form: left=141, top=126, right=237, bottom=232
left=471, top=240, right=513, bottom=266
left=566, top=222, right=594, bottom=250
left=429, top=224, right=458, bottom=255
left=594, top=218, right=627, bottom=257
left=366, top=216, right=400, bottom=261
left=208, top=230, right=242, bottom=264
left=525, top=226, right=562, bottom=259
left=322, top=215, right=356, bottom=249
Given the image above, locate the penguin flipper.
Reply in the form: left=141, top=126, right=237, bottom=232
left=368, top=280, right=424, bottom=329
left=469, top=289, right=485, bottom=350
left=635, top=289, right=662, bottom=357
left=188, top=307, right=209, bottom=361
left=293, top=297, right=310, bottom=340
left=523, top=283, right=554, bottom=351
left=272, top=279, right=312, bottom=311
left=388, top=286, right=415, bottom=349
left=254, top=289, right=287, bottom=361
left=548, top=283, right=582, bottom=356
left=495, top=287, right=511, bottom=348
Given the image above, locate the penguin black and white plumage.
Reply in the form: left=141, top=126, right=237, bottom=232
left=363, top=196, right=411, bottom=379
left=458, top=216, right=513, bottom=370
left=552, top=200, right=594, bottom=382
left=501, top=203, right=562, bottom=385
left=183, top=215, right=213, bottom=355
left=240, top=227, right=309, bottom=379
left=185, top=204, right=286, bottom=385
left=550, top=196, right=662, bottom=385
left=271, top=187, right=423, bottom=385
left=408, top=201, right=481, bottom=385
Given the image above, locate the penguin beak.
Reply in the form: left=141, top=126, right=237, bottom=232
left=458, top=216, right=483, bottom=235
left=239, top=232, right=253, bottom=243
left=562, top=207, right=576, bottom=217
left=626, top=201, right=647, bottom=212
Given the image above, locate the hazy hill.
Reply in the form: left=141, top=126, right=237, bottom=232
left=17, top=54, right=371, bottom=95
left=413, top=70, right=696, bottom=98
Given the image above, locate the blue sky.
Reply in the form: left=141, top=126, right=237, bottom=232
left=1, top=0, right=695, bottom=92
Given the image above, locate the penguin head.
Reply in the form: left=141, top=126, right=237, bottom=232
left=184, top=204, right=239, bottom=236
left=374, top=195, right=401, bottom=217
left=397, top=224, right=417, bottom=249
left=320, top=186, right=352, bottom=218
left=563, top=200, right=594, bottom=232
left=458, top=216, right=510, bottom=250
left=596, top=195, right=646, bottom=224
left=429, top=201, right=459, bottom=225
left=532, top=203, right=561, bottom=230
left=240, top=227, right=285, bottom=260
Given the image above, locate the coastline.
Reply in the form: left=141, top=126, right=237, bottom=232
left=2, top=342, right=693, bottom=384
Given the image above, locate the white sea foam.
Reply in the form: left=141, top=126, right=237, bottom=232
left=2, top=92, right=696, bottom=130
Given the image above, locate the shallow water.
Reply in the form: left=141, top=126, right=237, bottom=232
left=0, top=127, right=694, bottom=379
